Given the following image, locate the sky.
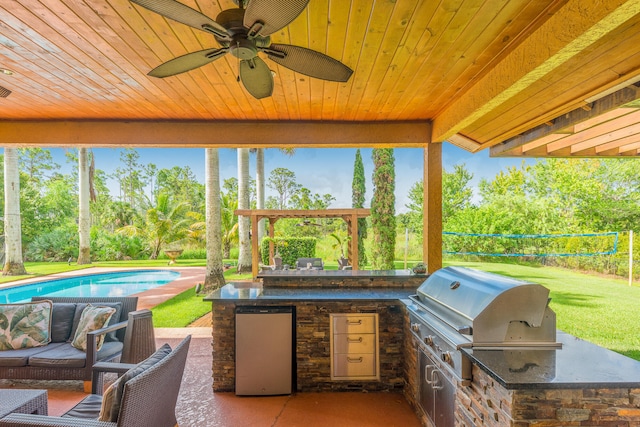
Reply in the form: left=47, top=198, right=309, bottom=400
left=22, top=144, right=531, bottom=213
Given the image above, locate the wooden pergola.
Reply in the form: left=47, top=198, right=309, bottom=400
left=235, top=209, right=371, bottom=278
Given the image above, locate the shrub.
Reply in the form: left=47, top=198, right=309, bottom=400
left=261, top=237, right=317, bottom=266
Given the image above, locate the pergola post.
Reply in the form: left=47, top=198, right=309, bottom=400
left=423, top=143, right=442, bottom=274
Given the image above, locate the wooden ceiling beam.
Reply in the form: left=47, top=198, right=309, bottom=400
left=432, top=0, right=640, bottom=145
left=0, top=120, right=431, bottom=148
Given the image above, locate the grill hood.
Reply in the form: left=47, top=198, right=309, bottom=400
left=414, top=266, right=559, bottom=347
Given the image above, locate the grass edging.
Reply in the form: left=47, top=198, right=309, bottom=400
left=150, top=287, right=211, bottom=328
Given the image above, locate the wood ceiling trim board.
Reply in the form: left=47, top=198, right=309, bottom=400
left=375, top=0, right=465, bottom=120
left=307, top=1, right=328, bottom=118
left=0, top=120, right=431, bottom=147
left=390, top=0, right=492, bottom=119
left=364, top=0, right=442, bottom=120
left=594, top=131, right=640, bottom=153
left=490, top=86, right=640, bottom=156
left=321, top=0, right=351, bottom=120
left=349, top=0, right=417, bottom=121
left=570, top=118, right=640, bottom=153
left=573, top=107, right=638, bottom=132
left=333, top=0, right=375, bottom=120
left=469, top=18, right=640, bottom=145
left=19, top=0, right=141, bottom=106
left=65, top=0, right=188, bottom=119
left=399, top=0, right=513, bottom=119
left=432, top=0, right=640, bottom=144
left=97, top=0, right=194, bottom=117
left=426, top=0, right=569, bottom=119
left=616, top=138, right=640, bottom=153
left=521, top=133, right=569, bottom=153
left=287, top=6, right=312, bottom=118
left=0, top=5, right=115, bottom=113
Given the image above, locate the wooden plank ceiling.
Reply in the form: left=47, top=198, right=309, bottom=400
left=1, top=0, right=640, bottom=155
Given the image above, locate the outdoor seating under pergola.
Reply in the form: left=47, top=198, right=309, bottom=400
left=235, top=208, right=371, bottom=278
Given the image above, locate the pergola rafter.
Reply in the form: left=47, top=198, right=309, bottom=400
left=235, top=209, right=371, bottom=278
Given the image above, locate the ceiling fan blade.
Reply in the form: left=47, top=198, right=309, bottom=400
left=130, top=0, right=229, bottom=38
left=149, top=48, right=227, bottom=77
left=244, top=0, right=310, bottom=36
left=265, top=44, right=353, bottom=82
left=240, top=57, right=274, bottom=99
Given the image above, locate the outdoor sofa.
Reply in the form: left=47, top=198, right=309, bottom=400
left=0, top=296, right=154, bottom=392
left=0, top=336, right=191, bottom=427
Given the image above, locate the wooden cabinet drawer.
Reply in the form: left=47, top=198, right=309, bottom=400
left=333, top=333, right=376, bottom=354
left=332, top=353, right=377, bottom=378
left=332, top=314, right=376, bottom=334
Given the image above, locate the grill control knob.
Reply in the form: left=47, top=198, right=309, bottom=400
left=424, top=335, right=434, bottom=346
left=441, top=351, right=453, bottom=365
left=411, top=323, right=420, bottom=332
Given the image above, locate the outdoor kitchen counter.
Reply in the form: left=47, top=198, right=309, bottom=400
left=462, top=331, right=640, bottom=389
left=205, top=281, right=414, bottom=301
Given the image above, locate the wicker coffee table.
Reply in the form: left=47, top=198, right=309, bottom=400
left=0, top=389, right=48, bottom=419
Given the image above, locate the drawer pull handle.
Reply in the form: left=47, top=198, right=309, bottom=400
left=347, top=357, right=363, bottom=363
left=347, top=337, right=363, bottom=343
left=346, top=319, right=363, bottom=325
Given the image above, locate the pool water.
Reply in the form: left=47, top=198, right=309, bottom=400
left=0, top=270, right=181, bottom=304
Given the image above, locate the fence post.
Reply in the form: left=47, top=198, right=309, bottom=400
left=629, top=230, right=634, bottom=287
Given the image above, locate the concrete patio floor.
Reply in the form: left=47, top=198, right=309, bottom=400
left=0, top=267, right=421, bottom=426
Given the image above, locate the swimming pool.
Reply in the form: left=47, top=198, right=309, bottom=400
left=0, top=270, right=181, bottom=304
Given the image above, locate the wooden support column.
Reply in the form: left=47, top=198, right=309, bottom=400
left=251, top=215, right=260, bottom=279
left=351, top=213, right=359, bottom=271
left=268, top=218, right=276, bottom=263
left=423, top=143, right=442, bottom=274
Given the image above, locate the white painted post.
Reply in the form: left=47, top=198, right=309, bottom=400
left=629, top=230, right=634, bottom=287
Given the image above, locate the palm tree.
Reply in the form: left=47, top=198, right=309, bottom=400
left=204, top=148, right=225, bottom=292
left=220, top=192, right=239, bottom=259
left=3, top=147, right=27, bottom=275
left=237, top=148, right=251, bottom=272
left=117, top=192, right=191, bottom=259
left=77, top=147, right=91, bottom=264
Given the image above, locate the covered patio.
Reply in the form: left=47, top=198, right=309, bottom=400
left=2, top=0, right=640, bottom=425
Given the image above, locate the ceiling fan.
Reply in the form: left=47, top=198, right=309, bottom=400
left=129, top=0, right=354, bottom=99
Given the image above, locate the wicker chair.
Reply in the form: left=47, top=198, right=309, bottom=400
left=0, top=336, right=191, bottom=427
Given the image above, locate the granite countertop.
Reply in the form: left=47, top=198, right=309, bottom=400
left=204, top=282, right=414, bottom=302
left=257, top=269, right=424, bottom=279
left=463, top=331, right=640, bottom=389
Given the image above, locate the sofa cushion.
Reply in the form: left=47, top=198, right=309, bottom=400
left=71, top=305, right=117, bottom=351
left=50, top=303, right=77, bottom=343
left=0, top=300, right=52, bottom=350
left=0, top=342, right=66, bottom=367
left=99, top=343, right=172, bottom=422
left=28, top=341, right=123, bottom=368
left=69, top=302, right=122, bottom=343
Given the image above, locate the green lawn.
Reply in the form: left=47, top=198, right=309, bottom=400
left=2, top=260, right=639, bottom=360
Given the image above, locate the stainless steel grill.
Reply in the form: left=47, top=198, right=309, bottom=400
left=407, top=266, right=561, bottom=382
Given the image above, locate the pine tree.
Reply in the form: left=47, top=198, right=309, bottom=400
left=352, top=149, right=368, bottom=268
left=371, top=149, right=396, bottom=269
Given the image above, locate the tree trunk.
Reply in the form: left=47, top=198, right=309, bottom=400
left=77, top=147, right=91, bottom=264
left=256, top=148, right=265, bottom=244
left=3, top=148, right=27, bottom=276
left=204, top=148, right=225, bottom=292
left=236, top=148, right=252, bottom=273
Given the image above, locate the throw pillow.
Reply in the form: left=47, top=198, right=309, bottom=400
left=0, top=300, right=52, bottom=351
left=70, top=305, right=116, bottom=352
left=101, top=343, right=172, bottom=422
left=98, top=379, right=120, bottom=422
